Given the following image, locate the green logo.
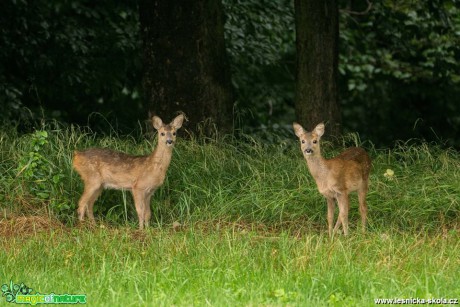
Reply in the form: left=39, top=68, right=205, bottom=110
left=1, top=281, right=86, bottom=305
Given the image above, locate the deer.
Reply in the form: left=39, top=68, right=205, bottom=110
left=73, top=114, right=184, bottom=229
left=293, top=122, right=371, bottom=236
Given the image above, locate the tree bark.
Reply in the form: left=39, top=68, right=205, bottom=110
left=139, top=0, right=233, bottom=136
left=294, top=0, right=341, bottom=138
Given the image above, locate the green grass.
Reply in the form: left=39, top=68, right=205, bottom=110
left=0, top=123, right=459, bottom=305
left=1, top=227, right=459, bottom=306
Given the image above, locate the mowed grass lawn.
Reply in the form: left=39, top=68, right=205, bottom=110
left=0, top=125, right=459, bottom=305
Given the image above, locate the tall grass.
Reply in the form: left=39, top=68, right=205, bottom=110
left=1, top=122, right=459, bottom=230
left=1, top=123, right=459, bottom=305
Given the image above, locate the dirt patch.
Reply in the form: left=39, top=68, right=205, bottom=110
left=0, top=215, right=67, bottom=238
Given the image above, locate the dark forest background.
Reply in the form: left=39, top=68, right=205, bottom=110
left=1, top=0, right=459, bottom=148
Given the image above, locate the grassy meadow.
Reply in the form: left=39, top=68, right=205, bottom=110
left=0, top=123, right=459, bottom=306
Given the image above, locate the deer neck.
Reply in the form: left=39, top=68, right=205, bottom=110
left=306, top=153, right=329, bottom=183
left=149, top=142, right=173, bottom=170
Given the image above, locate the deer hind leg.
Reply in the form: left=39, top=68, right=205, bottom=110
left=358, top=184, right=369, bottom=233
left=326, top=197, right=335, bottom=237
left=335, top=199, right=352, bottom=231
left=132, top=189, right=147, bottom=230
left=333, top=215, right=342, bottom=234
left=77, top=183, right=103, bottom=222
left=335, top=194, right=350, bottom=236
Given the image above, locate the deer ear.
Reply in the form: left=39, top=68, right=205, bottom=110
left=292, top=122, right=304, bottom=138
left=152, top=116, right=163, bottom=130
left=170, top=114, right=184, bottom=130
left=314, top=123, right=325, bottom=137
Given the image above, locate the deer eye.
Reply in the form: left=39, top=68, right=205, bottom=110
left=301, top=140, right=305, bottom=144
left=313, top=140, right=317, bottom=144
left=173, top=132, right=176, bottom=136
left=161, top=132, right=165, bottom=136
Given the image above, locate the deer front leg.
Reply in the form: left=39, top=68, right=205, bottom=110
left=144, top=192, right=153, bottom=228
left=132, top=189, right=146, bottom=230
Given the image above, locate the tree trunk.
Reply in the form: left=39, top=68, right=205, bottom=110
left=294, top=0, right=341, bottom=138
left=139, top=0, right=233, bottom=136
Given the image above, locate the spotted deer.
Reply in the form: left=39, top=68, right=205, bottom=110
left=293, top=122, right=371, bottom=236
left=73, top=114, right=184, bottom=229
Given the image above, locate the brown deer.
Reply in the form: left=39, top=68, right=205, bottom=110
left=73, top=114, right=184, bottom=229
left=293, top=122, right=371, bottom=236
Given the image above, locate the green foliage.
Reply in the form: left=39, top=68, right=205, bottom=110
left=17, top=131, right=49, bottom=183
left=341, top=1, right=460, bottom=85
left=223, top=0, right=295, bottom=135
left=0, top=0, right=142, bottom=131
left=15, top=129, right=68, bottom=214
left=224, top=0, right=294, bottom=66
left=1, top=0, right=459, bottom=146
left=340, top=0, right=460, bottom=147
left=224, top=0, right=460, bottom=147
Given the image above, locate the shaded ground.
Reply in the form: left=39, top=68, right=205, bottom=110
left=0, top=215, right=324, bottom=240
left=0, top=216, right=67, bottom=238
left=1, top=215, right=457, bottom=241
